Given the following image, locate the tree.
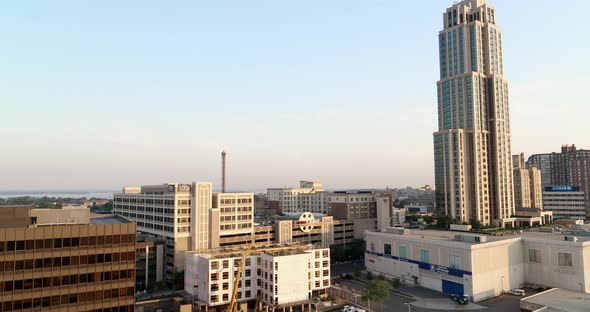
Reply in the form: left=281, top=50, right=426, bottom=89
left=363, top=279, right=392, bottom=312
left=366, top=271, right=374, bottom=280
left=353, top=267, right=361, bottom=278
left=435, top=215, right=451, bottom=229
left=392, top=278, right=401, bottom=289
left=469, top=219, right=482, bottom=230
left=423, top=216, right=434, bottom=225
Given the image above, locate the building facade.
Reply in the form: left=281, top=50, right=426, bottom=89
left=365, top=228, right=590, bottom=303
left=542, top=186, right=586, bottom=220
left=0, top=207, right=136, bottom=312
left=527, top=145, right=590, bottom=218
left=113, top=183, right=254, bottom=278
left=433, top=0, right=514, bottom=227
left=185, top=245, right=330, bottom=309
left=267, top=181, right=327, bottom=215
left=513, top=153, right=543, bottom=209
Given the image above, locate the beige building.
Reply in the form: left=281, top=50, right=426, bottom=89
left=0, top=206, right=136, bottom=311
left=113, top=182, right=254, bottom=277
left=433, top=0, right=514, bottom=227
left=267, top=181, right=327, bottom=215
left=513, top=153, right=543, bottom=209
left=365, top=228, right=590, bottom=302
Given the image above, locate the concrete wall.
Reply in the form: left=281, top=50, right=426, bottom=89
left=470, top=239, right=524, bottom=302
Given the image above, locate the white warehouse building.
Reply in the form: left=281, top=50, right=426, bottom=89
left=185, top=244, right=330, bottom=309
left=365, top=228, right=590, bottom=302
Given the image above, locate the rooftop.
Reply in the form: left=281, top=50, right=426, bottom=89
left=521, top=288, right=590, bottom=312
left=367, top=228, right=590, bottom=245
left=90, top=213, right=131, bottom=224
left=191, top=243, right=316, bottom=259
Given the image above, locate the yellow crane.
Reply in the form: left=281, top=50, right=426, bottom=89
left=228, top=238, right=255, bottom=312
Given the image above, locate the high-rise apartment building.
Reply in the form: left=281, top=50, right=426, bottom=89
left=113, top=183, right=253, bottom=278
left=512, top=153, right=543, bottom=209
left=433, top=0, right=514, bottom=227
left=0, top=206, right=136, bottom=312
left=527, top=145, right=590, bottom=219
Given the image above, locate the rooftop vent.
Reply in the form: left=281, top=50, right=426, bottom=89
left=454, top=234, right=486, bottom=243
left=384, top=227, right=411, bottom=235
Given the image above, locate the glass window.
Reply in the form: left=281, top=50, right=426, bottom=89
left=384, top=244, right=391, bottom=255
left=449, top=255, right=461, bottom=269
left=420, top=250, right=430, bottom=263
left=528, top=249, right=541, bottom=263
left=399, top=246, right=408, bottom=259
left=558, top=252, right=572, bottom=267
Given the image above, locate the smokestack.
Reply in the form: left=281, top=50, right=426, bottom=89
left=221, top=150, right=226, bottom=193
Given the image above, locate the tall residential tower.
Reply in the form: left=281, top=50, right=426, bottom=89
left=433, top=0, right=514, bottom=226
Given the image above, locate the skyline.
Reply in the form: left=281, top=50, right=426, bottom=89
left=1, top=0, right=590, bottom=191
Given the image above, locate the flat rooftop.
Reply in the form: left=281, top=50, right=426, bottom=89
left=368, top=228, right=590, bottom=244
left=90, top=213, right=131, bottom=224
left=521, top=288, right=590, bottom=312
left=191, top=243, right=315, bottom=259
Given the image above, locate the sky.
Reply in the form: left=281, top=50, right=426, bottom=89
left=1, top=0, right=589, bottom=192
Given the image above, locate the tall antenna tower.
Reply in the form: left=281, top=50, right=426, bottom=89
left=221, top=150, right=227, bottom=193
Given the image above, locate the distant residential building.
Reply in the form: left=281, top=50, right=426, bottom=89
left=267, top=181, right=327, bottom=214
left=527, top=144, right=590, bottom=218
left=328, top=191, right=377, bottom=220
left=185, top=244, right=330, bottom=309
left=542, top=186, right=586, bottom=220
left=254, top=193, right=267, bottom=211
left=395, top=186, right=435, bottom=207
left=513, top=153, right=543, bottom=209
left=392, top=208, right=406, bottom=225
left=0, top=206, right=136, bottom=311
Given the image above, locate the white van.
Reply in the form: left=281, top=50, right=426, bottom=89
left=510, top=289, right=525, bottom=296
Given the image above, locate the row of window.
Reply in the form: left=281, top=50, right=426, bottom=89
left=114, top=198, right=177, bottom=205
left=3, top=269, right=134, bottom=291
left=528, top=249, right=573, bottom=267
left=376, top=243, right=460, bottom=269
left=0, top=252, right=135, bottom=272
left=0, top=235, right=135, bottom=252
left=1, top=287, right=134, bottom=311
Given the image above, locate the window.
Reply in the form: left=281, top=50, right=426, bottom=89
left=528, top=249, right=541, bottom=263
left=558, top=252, right=572, bottom=267
left=449, top=255, right=461, bottom=269
left=420, top=250, right=430, bottom=263
left=399, top=246, right=408, bottom=259
left=370, top=243, right=375, bottom=252
left=384, top=244, right=391, bottom=255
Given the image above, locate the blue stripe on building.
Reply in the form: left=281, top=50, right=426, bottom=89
left=365, top=251, right=472, bottom=278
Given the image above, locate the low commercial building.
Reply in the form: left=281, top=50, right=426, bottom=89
left=365, top=228, right=590, bottom=302
left=542, top=186, right=586, bottom=219
left=185, top=244, right=330, bottom=310
left=0, top=206, right=136, bottom=311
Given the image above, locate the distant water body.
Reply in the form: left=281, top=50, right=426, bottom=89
left=0, top=191, right=115, bottom=199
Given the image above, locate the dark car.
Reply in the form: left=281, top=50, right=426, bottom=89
left=450, top=294, right=469, bottom=305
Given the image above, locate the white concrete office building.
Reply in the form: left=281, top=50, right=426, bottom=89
left=113, top=182, right=253, bottom=276
left=365, top=228, right=590, bottom=302
left=267, top=181, right=327, bottom=215
left=185, top=244, right=330, bottom=308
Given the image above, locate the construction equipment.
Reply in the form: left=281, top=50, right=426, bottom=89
left=228, top=238, right=255, bottom=312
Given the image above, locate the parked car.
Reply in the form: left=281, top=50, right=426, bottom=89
left=510, top=289, right=526, bottom=296
left=450, top=294, right=469, bottom=305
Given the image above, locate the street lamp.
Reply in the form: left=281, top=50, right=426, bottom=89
left=404, top=303, right=412, bottom=312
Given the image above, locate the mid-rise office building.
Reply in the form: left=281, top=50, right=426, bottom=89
left=433, top=0, right=515, bottom=227
left=113, top=183, right=253, bottom=277
left=0, top=206, right=136, bottom=311
left=542, top=186, right=586, bottom=220
left=513, top=153, right=543, bottom=209
left=365, top=227, right=590, bottom=303
left=135, top=234, right=165, bottom=291
left=185, top=244, right=330, bottom=310
left=527, top=145, right=590, bottom=218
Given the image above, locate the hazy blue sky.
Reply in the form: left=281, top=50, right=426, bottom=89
left=1, top=0, right=589, bottom=192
